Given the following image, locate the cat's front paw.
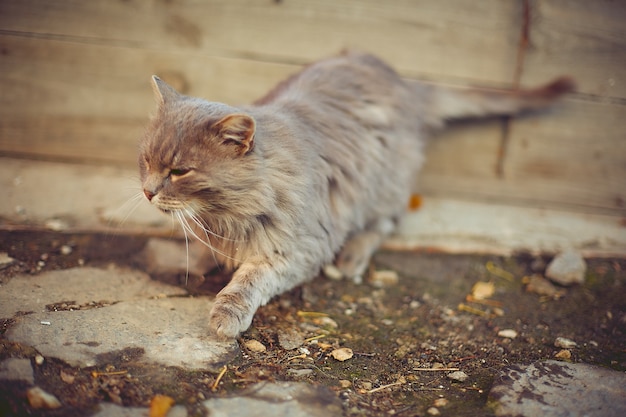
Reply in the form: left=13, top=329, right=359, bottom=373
left=208, top=294, right=255, bottom=341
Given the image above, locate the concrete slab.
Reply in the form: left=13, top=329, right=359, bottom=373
left=2, top=157, right=625, bottom=255
left=1, top=267, right=237, bottom=370
left=489, top=360, right=626, bottom=417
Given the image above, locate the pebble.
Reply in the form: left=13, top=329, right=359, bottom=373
left=545, top=250, right=586, bottom=286
left=60, top=245, right=73, bottom=255
left=554, top=337, right=577, bottom=349
left=0, top=252, right=16, bottom=270
left=433, top=398, right=448, bottom=407
left=244, top=339, right=267, bottom=353
left=427, top=407, right=441, bottom=415
left=370, top=270, right=399, bottom=287
left=0, top=358, right=35, bottom=384
left=331, top=347, right=354, bottom=362
left=447, top=371, right=469, bottom=382
left=524, top=274, right=565, bottom=298
left=497, top=329, right=518, bottom=339
left=323, top=264, right=343, bottom=280
left=278, top=329, right=305, bottom=350
left=287, top=368, right=314, bottom=377
left=35, top=355, right=45, bottom=365
left=27, top=386, right=62, bottom=409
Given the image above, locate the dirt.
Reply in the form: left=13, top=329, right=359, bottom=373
left=1, top=230, right=625, bottom=416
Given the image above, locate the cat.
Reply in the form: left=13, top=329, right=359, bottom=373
left=139, top=51, right=574, bottom=340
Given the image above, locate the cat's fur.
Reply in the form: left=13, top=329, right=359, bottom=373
left=139, top=51, right=574, bottom=340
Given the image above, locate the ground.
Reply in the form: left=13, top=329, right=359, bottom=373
left=0, top=230, right=625, bottom=416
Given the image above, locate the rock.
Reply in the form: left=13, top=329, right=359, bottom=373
left=489, top=360, right=626, bottom=417
left=497, top=329, right=518, bottom=339
left=136, top=238, right=215, bottom=280
left=27, top=386, right=62, bottom=409
left=370, top=270, right=399, bottom=287
left=322, top=264, right=343, bottom=280
left=427, top=407, right=441, bottom=415
left=0, top=267, right=186, bottom=318
left=244, top=339, right=267, bottom=353
left=447, top=371, right=469, bottom=382
left=287, top=368, right=314, bottom=377
left=93, top=403, right=149, bottom=417
left=6, top=297, right=238, bottom=370
left=545, top=250, right=586, bottom=286
left=202, top=381, right=342, bottom=417
left=554, top=337, right=577, bottom=349
left=331, top=348, right=354, bottom=362
left=524, top=274, right=565, bottom=298
left=433, top=398, right=448, bottom=407
left=0, top=252, right=15, bottom=269
left=278, top=329, right=305, bottom=350
left=0, top=358, right=35, bottom=385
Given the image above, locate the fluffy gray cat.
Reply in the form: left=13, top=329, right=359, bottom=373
left=139, top=51, right=573, bottom=340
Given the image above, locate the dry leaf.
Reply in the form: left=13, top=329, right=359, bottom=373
left=331, top=347, right=354, bottom=361
left=149, top=394, right=175, bottom=417
left=471, top=281, right=495, bottom=300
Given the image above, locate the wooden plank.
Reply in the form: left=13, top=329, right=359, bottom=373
left=0, top=34, right=297, bottom=164
left=417, top=98, right=626, bottom=215
left=0, top=0, right=522, bottom=85
left=522, top=0, right=626, bottom=98
left=503, top=98, right=626, bottom=213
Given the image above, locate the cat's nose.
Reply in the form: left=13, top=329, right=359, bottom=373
left=143, top=189, right=155, bottom=201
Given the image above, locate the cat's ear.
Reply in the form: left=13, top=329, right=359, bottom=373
left=151, top=75, right=181, bottom=106
left=213, top=114, right=256, bottom=155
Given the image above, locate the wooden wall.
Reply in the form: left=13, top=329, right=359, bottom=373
left=1, top=0, right=625, bottom=216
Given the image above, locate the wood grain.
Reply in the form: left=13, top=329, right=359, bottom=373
left=0, top=0, right=624, bottom=216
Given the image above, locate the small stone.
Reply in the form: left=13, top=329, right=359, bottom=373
left=524, top=274, right=565, bottom=298
left=0, top=358, right=35, bottom=384
left=370, top=270, right=399, bottom=287
left=554, top=337, right=577, bottom=349
left=331, top=347, right=354, bottom=362
left=44, top=218, right=69, bottom=231
left=359, top=381, right=373, bottom=391
left=427, top=406, right=441, bottom=415
left=545, top=250, right=586, bottom=286
left=554, top=349, right=572, bottom=360
left=60, top=245, right=73, bottom=255
left=35, top=355, right=45, bottom=365
left=498, top=329, right=518, bottom=339
left=27, top=386, right=62, bottom=409
left=447, top=371, right=469, bottom=382
left=278, top=329, right=305, bottom=350
left=244, top=339, right=267, bottom=353
left=433, top=398, right=449, bottom=407
left=287, top=368, right=313, bottom=377
left=323, top=264, right=343, bottom=280
left=339, top=379, right=352, bottom=388
left=60, top=369, right=76, bottom=384
left=0, top=252, right=16, bottom=270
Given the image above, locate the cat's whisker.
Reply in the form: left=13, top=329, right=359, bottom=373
left=183, top=207, right=241, bottom=244
left=105, top=192, right=145, bottom=230
left=174, top=210, right=240, bottom=263
left=173, top=211, right=191, bottom=286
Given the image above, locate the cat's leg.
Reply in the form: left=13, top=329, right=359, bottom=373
left=331, top=217, right=397, bottom=282
left=208, top=256, right=294, bottom=340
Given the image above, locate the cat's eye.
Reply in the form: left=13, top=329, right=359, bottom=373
left=169, top=168, right=191, bottom=177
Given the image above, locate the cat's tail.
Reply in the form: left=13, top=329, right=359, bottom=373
left=431, top=77, right=576, bottom=120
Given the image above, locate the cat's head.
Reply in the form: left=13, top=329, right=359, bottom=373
left=139, top=76, right=258, bottom=219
